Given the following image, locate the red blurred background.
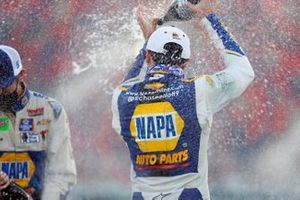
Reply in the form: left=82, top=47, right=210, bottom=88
left=0, top=0, right=299, bottom=197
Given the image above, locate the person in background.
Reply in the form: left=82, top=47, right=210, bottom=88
left=112, top=0, right=254, bottom=199
left=0, top=45, right=77, bottom=200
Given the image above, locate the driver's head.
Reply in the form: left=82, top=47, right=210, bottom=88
left=146, top=26, right=190, bottom=67
left=0, top=45, right=23, bottom=88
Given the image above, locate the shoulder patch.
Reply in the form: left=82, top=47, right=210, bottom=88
left=215, top=72, right=234, bottom=89
left=48, top=101, right=62, bottom=119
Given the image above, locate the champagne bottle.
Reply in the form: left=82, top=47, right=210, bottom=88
left=158, top=0, right=200, bottom=25
left=0, top=182, right=32, bottom=200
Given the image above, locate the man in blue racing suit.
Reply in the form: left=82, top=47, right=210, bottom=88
left=112, top=1, right=255, bottom=199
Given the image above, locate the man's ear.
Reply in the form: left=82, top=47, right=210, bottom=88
left=179, top=59, right=190, bottom=69
left=146, top=50, right=152, bottom=65
left=18, top=69, right=27, bottom=81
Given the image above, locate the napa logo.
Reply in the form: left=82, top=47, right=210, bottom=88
left=0, top=153, right=35, bottom=187
left=130, top=102, right=184, bottom=152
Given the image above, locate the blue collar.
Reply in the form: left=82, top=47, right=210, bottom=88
left=12, top=85, right=30, bottom=112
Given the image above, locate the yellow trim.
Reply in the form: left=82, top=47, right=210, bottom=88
left=226, top=50, right=242, bottom=57
left=205, top=76, right=214, bottom=87
left=150, top=70, right=167, bottom=74
left=183, top=74, right=203, bottom=83
left=118, top=86, right=128, bottom=91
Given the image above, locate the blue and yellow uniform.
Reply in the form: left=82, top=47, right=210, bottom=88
left=112, top=14, right=254, bottom=200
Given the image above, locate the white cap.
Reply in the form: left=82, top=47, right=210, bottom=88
left=0, top=45, right=23, bottom=87
left=146, top=26, right=191, bottom=59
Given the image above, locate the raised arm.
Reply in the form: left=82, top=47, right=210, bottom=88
left=189, top=0, right=255, bottom=113
left=122, top=6, right=159, bottom=83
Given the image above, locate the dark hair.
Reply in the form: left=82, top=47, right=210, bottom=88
left=150, top=42, right=188, bottom=66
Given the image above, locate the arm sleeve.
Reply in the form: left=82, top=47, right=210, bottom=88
left=112, top=43, right=148, bottom=135
left=122, top=43, right=147, bottom=83
left=112, top=89, right=122, bottom=135
left=41, top=105, right=77, bottom=200
left=200, top=14, right=255, bottom=114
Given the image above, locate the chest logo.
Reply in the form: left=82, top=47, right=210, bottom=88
left=27, top=108, right=44, bottom=117
left=0, top=115, right=10, bottom=132
left=20, top=132, right=40, bottom=144
left=19, top=119, right=34, bottom=131
left=37, top=119, right=51, bottom=126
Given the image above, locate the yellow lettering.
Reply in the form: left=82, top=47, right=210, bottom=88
left=166, top=154, right=172, bottom=164
left=137, top=150, right=189, bottom=166
left=144, top=155, right=149, bottom=165
left=149, top=155, right=157, bottom=165
left=182, top=150, right=188, bottom=162
left=159, top=154, right=166, bottom=165
left=136, top=154, right=158, bottom=166
left=172, top=153, right=179, bottom=163
left=177, top=151, right=182, bottom=162
left=136, top=155, right=143, bottom=165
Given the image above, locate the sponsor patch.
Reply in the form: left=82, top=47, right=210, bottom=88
left=19, top=119, right=34, bottom=131
left=215, top=72, right=234, bottom=89
left=0, top=153, right=36, bottom=187
left=27, top=108, right=44, bottom=117
left=0, top=115, right=10, bottom=132
left=40, top=130, right=49, bottom=141
left=135, top=149, right=189, bottom=169
left=172, top=32, right=180, bottom=40
left=20, top=132, right=40, bottom=144
left=130, top=102, right=184, bottom=153
left=37, top=119, right=51, bottom=126
left=20, top=95, right=29, bottom=107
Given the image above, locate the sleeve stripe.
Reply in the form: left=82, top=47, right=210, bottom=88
left=206, top=14, right=245, bottom=56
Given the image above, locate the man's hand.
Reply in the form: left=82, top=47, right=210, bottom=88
left=24, top=187, right=36, bottom=196
left=136, top=5, right=159, bottom=40
left=186, top=0, right=219, bottom=19
left=0, top=171, right=10, bottom=190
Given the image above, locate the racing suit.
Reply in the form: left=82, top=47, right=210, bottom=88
left=112, top=13, right=255, bottom=200
left=0, top=84, right=77, bottom=200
